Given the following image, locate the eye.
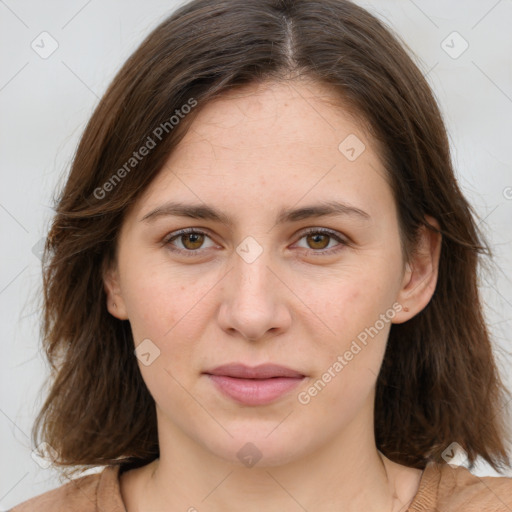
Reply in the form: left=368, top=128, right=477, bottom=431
left=164, top=228, right=216, bottom=255
left=294, top=228, right=348, bottom=255
left=163, top=227, right=349, bottom=258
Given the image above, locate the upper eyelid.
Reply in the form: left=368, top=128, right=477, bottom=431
left=164, top=227, right=347, bottom=249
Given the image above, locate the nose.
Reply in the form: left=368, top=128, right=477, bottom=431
left=217, top=248, right=292, bottom=342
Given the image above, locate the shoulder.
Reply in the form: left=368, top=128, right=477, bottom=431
left=438, top=464, right=512, bottom=511
left=413, top=462, right=512, bottom=511
left=9, top=466, right=124, bottom=512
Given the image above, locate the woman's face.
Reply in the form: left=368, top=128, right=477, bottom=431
left=105, top=80, right=422, bottom=466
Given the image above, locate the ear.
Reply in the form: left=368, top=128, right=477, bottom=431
left=103, top=261, right=129, bottom=320
left=392, top=215, right=442, bottom=324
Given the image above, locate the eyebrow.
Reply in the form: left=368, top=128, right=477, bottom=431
left=140, top=200, right=371, bottom=225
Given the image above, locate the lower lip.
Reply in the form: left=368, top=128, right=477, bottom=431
left=206, top=374, right=304, bottom=406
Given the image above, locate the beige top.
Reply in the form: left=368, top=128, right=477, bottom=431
left=10, top=462, right=512, bottom=511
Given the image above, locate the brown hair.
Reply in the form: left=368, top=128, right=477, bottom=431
left=33, top=0, right=510, bottom=477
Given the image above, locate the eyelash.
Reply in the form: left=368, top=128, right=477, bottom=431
left=163, top=227, right=349, bottom=257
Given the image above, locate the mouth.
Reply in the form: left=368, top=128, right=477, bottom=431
left=203, top=363, right=306, bottom=406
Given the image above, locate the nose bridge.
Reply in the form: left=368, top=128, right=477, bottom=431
left=218, top=237, right=289, bottom=340
left=231, top=239, right=274, bottom=307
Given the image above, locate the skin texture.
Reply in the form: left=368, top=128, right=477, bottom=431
left=105, top=79, right=442, bottom=512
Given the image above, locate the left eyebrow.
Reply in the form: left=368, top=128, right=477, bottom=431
left=276, top=200, right=371, bottom=224
left=140, top=200, right=371, bottom=225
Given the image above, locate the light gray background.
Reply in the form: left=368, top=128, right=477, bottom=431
left=1, top=0, right=511, bottom=508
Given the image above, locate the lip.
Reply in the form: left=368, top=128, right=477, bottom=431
left=204, top=363, right=306, bottom=406
left=206, top=363, right=305, bottom=379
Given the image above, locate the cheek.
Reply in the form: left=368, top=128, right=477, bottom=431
left=302, top=285, right=392, bottom=418
left=317, top=266, right=398, bottom=339
left=120, top=253, right=215, bottom=341
left=124, top=269, right=209, bottom=406
left=305, top=263, right=398, bottom=397
left=120, top=262, right=221, bottom=400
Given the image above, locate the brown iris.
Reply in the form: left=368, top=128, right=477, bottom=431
left=181, top=232, right=205, bottom=250
left=306, top=232, right=330, bottom=250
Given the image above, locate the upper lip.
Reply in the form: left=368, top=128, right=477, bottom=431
left=204, top=363, right=305, bottom=379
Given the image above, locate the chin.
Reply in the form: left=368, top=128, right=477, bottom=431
left=200, top=427, right=314, bottom=469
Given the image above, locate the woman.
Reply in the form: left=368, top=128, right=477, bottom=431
left=12, top=0, right=512, bottom=510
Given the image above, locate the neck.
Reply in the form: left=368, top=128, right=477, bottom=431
left=133, top=402, right=420, bottom=512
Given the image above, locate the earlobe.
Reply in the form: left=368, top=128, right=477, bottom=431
left=103, top=265, right=129, bottom=320
left=392, top=215, right=442, bottom=324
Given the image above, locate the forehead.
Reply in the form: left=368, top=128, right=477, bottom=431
left=178, top=80, right=370, bottom=159
left=135, top=80, right=393, bottom=220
